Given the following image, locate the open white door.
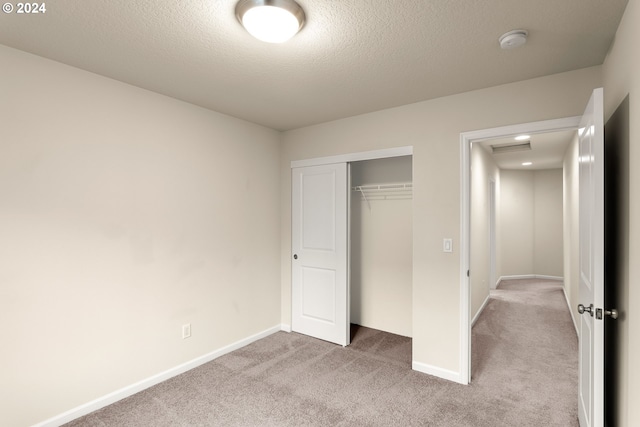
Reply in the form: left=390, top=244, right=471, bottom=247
left=577, top=88, right=605, bottom=427
left=292, top=163, right=349, bottom=346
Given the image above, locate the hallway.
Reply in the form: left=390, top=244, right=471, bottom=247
left=472, top=278, right=579, bottom=425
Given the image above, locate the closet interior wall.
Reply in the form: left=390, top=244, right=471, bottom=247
left=350, top=156, right=413, bottom=337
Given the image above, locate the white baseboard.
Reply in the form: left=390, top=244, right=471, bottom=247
left=562, top=287, right=578, bottom=336
left=471, top=294, right=491, bottom=326
left=535, top=275, right=563, bottom=281
left=280, top=323, right=292, bottom=332
left=35, top=324, right=284, bottom=427
left=412, top=361, right=466, bottom=385
left=497, top=274, right=535, bottom=283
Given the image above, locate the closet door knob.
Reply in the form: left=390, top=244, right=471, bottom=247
left=293, top=254, right=298, bottom=260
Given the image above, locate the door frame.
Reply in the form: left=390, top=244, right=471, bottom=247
left=291, top=146, right=413, bottom=168
left=489, top=179, right=497, bottom=290
left=290, top=146, right=414, bottom=342
left=459, top=116, right=580, bottom=384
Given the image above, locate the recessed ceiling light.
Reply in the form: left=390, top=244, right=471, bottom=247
left=236, top=0, right=305, bottom=43
left=515, top=135, right=530, bottom=141
left=499, top=30, right=528, bottom=49
left=522, top=162, right=533, bottom=166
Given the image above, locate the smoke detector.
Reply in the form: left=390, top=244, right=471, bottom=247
left=499, top=30, right=528, bottom=49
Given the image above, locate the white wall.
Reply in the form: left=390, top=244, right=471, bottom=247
left=498, top=169, right=563, bottom=278
left=470, top=145, right=500, bottom=319
left=350, top=157, right=412, bottom=337
left=0, top=45, right=282, bottom=427
left=602, top=0, right=640, bottom=424
left=280, top=66, right=602, bottom=376
left=563, top=134, right=580, bottom=332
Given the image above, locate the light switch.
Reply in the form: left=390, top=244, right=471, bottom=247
left=443, top=238, right=453, bottom=253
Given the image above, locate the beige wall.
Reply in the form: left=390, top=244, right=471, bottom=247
left=350, top=158, right=413, bottom=337
left=498, top=169, right=563, bottom=278
left=5, top=4, right=636, bottom=420
left=499, top=170, right=535, bottom=276
left=281, top=66, right=602, bottom=374
left=533, top=169, right=564, bottom=277
left=602, top=0, right=639, bottom=425
left=0, top=45, right=282, bottom=427
left=562, top=134, right=580, bottom=333
left=351, top=156, right=412, bottom=184
left=470, top=145, right=500, bottom=319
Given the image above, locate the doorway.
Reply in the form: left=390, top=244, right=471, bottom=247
left=460, top=116, right=581, bottom=383
left=350, top=156, right=413, bottom=338
left=291, top=147, right=413, bottom=346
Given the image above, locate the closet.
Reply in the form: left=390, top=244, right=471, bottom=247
left=350, top=156, right=412, bottom=337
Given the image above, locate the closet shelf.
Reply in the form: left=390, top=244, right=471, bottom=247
left=352, top=183, right=413, bottom=201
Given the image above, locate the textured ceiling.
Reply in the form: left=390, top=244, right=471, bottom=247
left=0, top=0, right=628, bottom=130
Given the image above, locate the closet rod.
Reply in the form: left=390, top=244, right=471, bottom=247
left=352, top=182, right=413, bottom=203
left=351, top=183, right=412, bottom=192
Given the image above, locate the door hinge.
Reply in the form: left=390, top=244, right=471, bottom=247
left=467, top=270, right=470, bottom=277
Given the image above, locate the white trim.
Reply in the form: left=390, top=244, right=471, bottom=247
left=459, top=133, right=471, bottom=384
left=291, top=146, right=413, bottom=168
left=498, top=274, right=536, bottom=282
left=347, top=163, right=352, bottom=345
left=460, top=116, right=581, bottom=143
left=34, top=325, right=283, bottom=427
left=280, top=323, right=292, bottom=332
left=412, top=361, right=466, bottom=384
left=460, top=116, right=581, bottom=386
left=535, top=275, right=563, bottom=281
left=471, top=295, right=491, bottom=326
left=562, top=286, right=579, bottom=336
left=489, top=179, right=497, bottom=290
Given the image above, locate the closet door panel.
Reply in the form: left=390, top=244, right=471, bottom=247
left=292, top=164, right=348, bottom=346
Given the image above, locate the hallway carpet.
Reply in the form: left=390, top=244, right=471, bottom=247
left=66, top=279, right=578, bottom=426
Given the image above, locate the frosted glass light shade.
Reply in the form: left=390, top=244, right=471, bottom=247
left=236, top=0, right=305, bottom=44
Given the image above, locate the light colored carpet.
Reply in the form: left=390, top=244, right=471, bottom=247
left=65, top=279, right=578, bottom=426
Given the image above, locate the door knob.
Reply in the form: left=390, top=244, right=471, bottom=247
left=578, top=303, right=594, bottom=317
left=293, top=254, right=298, bottom=260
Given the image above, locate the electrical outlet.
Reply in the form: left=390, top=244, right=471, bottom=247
left=182, top=323, right=191, bottom=339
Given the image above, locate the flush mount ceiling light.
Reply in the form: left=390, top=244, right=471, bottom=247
left=236, top=0, right=305, bottom=43
left=499, top=29, right=528, bottom=49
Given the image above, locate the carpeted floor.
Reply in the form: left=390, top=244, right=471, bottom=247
left=65, top=279, right=578, bottom=426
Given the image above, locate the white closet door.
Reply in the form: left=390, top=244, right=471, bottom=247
left=291, top=163, right=349, bottom=346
